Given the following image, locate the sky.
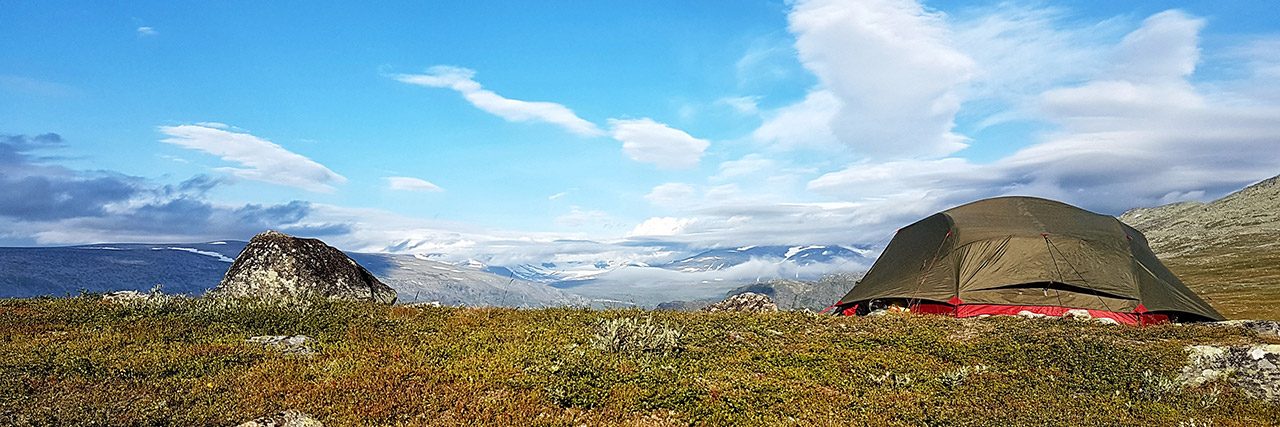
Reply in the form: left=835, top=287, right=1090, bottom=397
left=3, top=0, right=1280, bottom=266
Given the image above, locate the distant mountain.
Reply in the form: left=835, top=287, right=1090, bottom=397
left=0, top=242, right=246, bottom=298
left=351, top=253, right=587, bottom=308
left=0, top=241, right=586, bottom=308
left=1119, top=174, right=1280, bottom=320
left=657, top=272, right=864, bottom=312
left=662, top=245, right=871, bottom=273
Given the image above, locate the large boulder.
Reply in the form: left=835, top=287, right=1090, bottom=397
left=1181, top=344, right=1280, bottom=403
left=208, top=231, right=396, bottom=304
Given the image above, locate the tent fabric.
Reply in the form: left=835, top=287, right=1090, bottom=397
left=837, top=196, right=1224, bottom=322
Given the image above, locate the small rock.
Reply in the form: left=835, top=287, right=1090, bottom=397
left=1017, top=311, right=1056, bottom=320
left=247, top=335, right=318, bottom=358
left=238, top=410, right=322, bottom=427
left=1094, top=318, right=1120, bottom=325
left=102, top=290, right=145, bottom=302
left=702, top=292, right=778, bottom=313
left=1062, top=309, right=1092, bottom=320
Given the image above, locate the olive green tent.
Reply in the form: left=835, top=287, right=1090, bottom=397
left=832, top=196, right=1223, bottom=324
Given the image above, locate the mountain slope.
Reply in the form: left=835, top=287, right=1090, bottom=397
left=0, top=242, right=246, bottom=298
left=1120, top=174, right=1280, bottom=320
left=0, top=242, right=585, bottom=307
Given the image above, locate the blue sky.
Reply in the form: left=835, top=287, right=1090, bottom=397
left=3, top=0, right=1279, bottom=265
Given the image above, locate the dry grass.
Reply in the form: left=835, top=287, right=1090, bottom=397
left=1, top=296, right=1277, bottom=426
left=1161, top=235, right=1280, bottom=320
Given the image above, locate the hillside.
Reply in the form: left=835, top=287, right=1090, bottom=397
left=0, top=242, right=584, bottom=308
left=1120, top=174, right=1280, bottom=320
left=1, top=297, right=1276, bottom=425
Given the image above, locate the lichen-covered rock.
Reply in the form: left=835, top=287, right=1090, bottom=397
left=208, top=230, right=396, bottom=304
left=238, top=410, right=322, bottom=427
left=247, top=335, right=318, bottom=358
left=702, top=292, right=778, bottom=313
left=102, top=286, right=182, bottom=305
left=1180, top=344, right=1280, bottom=403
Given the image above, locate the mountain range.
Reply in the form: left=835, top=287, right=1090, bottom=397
left=0, top=241, right=584, bottom=308
left=6, top=174, right=1273, bottom=315
left=0, top=240, right=869, bottom=307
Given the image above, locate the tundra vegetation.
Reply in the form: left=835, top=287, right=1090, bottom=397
left=1, top=295, right=1277, bottom=426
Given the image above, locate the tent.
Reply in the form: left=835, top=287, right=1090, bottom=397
left=829, top=196, right=1223, bottom=325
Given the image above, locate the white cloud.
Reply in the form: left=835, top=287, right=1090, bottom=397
left=136, top=26, right=157, bottom=37
left=645, top=183, right=697, bottom=208
left=754, top=89, right=841, bottom=152
left=394, top=66, right=604, bottom=137
left=778, top=0, right=975, bottom=159
left=195, top=122, right=230, bottom=130
left=718, top=96, right=761, bottom=115
left=952, top=4, right=1114, bottom=104
left=607, top=118, right=710, bottom=169
left=1107, top=10, right=1202, bottom=84
left=158, top=124, right=346, bottom=192
left=714, top=154, right=776, bottom=181
left=385, top=176, right=444, bottom=192
left=808, top=158, right=992, bottom=199
left=798, top=7, right=1280, bottom=215
left=556, top=206, right=614, bottom=227
left=626, top=217, right=698, bottom=237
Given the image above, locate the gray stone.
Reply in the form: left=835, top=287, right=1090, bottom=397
left=208, top=230, right=396, bottom=304
left=238, top=410, right=322, bottom=427
left=247, top=335, right=318, bottom=358
left=702, top=292, right=778, bottom=313
left=1180, top=344, right=1280, bottom=403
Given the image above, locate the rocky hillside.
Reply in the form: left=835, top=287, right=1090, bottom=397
left=1120, top=174, right=1280, bottom=320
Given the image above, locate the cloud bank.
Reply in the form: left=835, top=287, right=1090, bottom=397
left=0, top=133, right=344, bottom=246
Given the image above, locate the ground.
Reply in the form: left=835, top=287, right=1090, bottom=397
left=3, top=297, right=1279, bottom=425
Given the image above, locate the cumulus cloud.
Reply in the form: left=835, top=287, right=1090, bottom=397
left=393, top=66, right=604, bottom=137
left=767, top=0, right=974, bottom=158
left=385, top=176, right=444, bottom=192
left=136, top=26, right=157, bottom=37
left=159, top=124, right=346, bottom=192
left=607, top=118, right=710, bottom=169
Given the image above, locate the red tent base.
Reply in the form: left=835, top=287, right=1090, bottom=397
left=899, top=302, right=1170, bottom=326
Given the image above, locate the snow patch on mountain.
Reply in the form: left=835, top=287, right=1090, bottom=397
left=167, top=247, right=235, bottom=263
